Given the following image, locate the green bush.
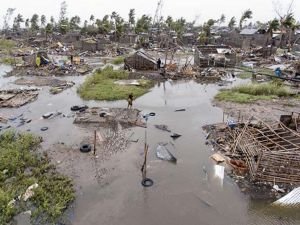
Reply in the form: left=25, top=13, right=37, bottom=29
left=111, top=56, right=125, bottom=65
left=0, top=131, right=75, bottom=224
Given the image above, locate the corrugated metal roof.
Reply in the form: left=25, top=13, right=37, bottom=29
left=136, top=50, right=157, bottom=64
left=240, top=28, right=259, bottom=35
left=273, top=187, right=300, bottom=207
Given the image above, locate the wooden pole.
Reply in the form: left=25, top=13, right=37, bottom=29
left=93, top=130, right=96, bottom=155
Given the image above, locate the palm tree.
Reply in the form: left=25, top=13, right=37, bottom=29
left=50, top=16, right=55, bottom=25
left=41, top=15, right=46, bottom=27
left=30, top=14, right=39, bottom=32
left=13, top=14, right=24, bottom=31
left=45, top=23, right=53, bottom=41
left=228, top=17, right=236, bottom=30
left=128, top=9, right=135, bottom=30
left=279, top=13, right=299, bottom=50
left=90, top=15, right=95, bottom=25
left=267, top=19, right=280, bottom=38
left=218, top=14, right=226, bottom=26
left=166, top=16, right=173, bottom=29
left=266, top=19, right=280, bottom=47
left=239, top=9, right=252, bottom=29
left=70, top=16, right=81, bottom=30
left=25, top=18, right=30, bottom=29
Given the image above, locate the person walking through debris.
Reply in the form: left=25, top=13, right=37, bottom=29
left=127, top=93, right=134, bottom=109
left=157, top=58, right=162, bottom=70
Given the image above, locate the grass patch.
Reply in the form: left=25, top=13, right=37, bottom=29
left=0, top=131, right=75, bottom=224
left=237, top=67, right=274, bottom=79
left=215, top=82, right=292, bottom=103
left=238, top=71, right=252, bottom=79
left=0, top=57, right=22, bottom=65
left=111, top=56, right=125, bottom=65
left=78, top=66, right=154, bottom=101
left=0, top=39, right=15, bottom=51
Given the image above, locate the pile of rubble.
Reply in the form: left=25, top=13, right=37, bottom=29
left=14, top=77, right=75, bottom=95
left=204, top=114, right=300, bottom=190
left=73, top=107, right=146, bottom=128
left=0, top=88, right=39, bottom=108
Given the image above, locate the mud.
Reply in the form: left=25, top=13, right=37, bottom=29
left=215, top=98, right=300, bottom=123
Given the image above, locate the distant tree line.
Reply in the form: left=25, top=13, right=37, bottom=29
left=2, top=0, right=299, bottom=46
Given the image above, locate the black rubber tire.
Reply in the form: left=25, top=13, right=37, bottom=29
left=80, top=144, right=92, bottom=153
left=71, top=105, right=88, bottom=112
left=99, top=112, right=106, bottom=117
left=42, top=113, right=53, bottom=119
left=149, top=112, right=156, bottom=116
left=141, top=178, right=154, bottom=187
left=41, top=127, right=48, bottom=131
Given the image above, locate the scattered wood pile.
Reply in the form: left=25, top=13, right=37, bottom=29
left=14, top=77, right=75, bottom=95
left=0, top=89, right=39, bottom=108
left=232, top=120, right=300, bottom=184
left=206, top=116, right=300, bottom=186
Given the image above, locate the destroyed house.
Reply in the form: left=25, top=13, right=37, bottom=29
left=194, top=45, right=237, bottom=67
left=125, top=51, right=157, bottom=70
left=235, top=121, right=300, bottom=184
left=240, top=28, right=269, bottom=49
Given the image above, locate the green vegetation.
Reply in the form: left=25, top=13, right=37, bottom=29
left=78, top=66, right=154, bottom=101
left=215, top=82, right=293, bottom=103
left=238, top=71, right=252, bottom=79
left=111, top=56, right=125, bottom=65
left=237, top=67, right=274, bottom=79
left=0, top=57, right=22, bottom=65
left=0, top=131, right=74, bottom=224
left=0, top=39, right=15, bottom=51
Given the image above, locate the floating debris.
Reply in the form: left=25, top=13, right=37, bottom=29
left=156, top=143, right=177, bottom=163
left=154, top=124, right=171, bottom=132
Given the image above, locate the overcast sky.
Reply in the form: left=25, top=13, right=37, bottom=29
left=0, top=0, right=299, bottom=26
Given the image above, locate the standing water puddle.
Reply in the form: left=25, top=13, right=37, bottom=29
left=1, top=64, right=299, bottom=225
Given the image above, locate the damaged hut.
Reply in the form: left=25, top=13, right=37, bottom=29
left=234, top=120, right=300, bottom=184
left=124, top=50, right=157, bottom=71
left=194, top=45, right=237, bottom=68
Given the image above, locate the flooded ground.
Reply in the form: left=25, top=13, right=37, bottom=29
left=1, top=63, right=299, bottom=225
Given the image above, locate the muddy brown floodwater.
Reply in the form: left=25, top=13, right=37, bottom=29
left=0, top=63, right=299, bottom=225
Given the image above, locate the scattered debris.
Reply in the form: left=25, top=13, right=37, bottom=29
left=175, top=108, right=186, bottom=112
left=154, top=124, right=171, bottom=132
left=210, top=153, right=225, bottom=163
left=74, top=107, right=146, bottom=128
left=156, top=143, right=177, bottom=163
left=170, top=133, right=181, bottom=139
left=0, top=89, right=39, bottom=108
left=22, top=183, right=38, bottom=201
left=40, top=127, right=48, bottom=131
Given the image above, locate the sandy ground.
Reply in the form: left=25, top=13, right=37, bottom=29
left=214, top=98, right=300, bottom=123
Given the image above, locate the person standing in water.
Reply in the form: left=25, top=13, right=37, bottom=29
left=127, top=93, right=133, bottom=109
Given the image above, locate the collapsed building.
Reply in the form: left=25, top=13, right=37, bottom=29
left=194, top=45, right=237, bottom=67
left=232, top=119, right=300, bottom=184
left=125, top=50, right=157, bottom=70
left=0, top=89, right=39, bottom=108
